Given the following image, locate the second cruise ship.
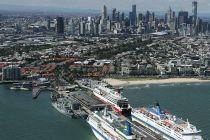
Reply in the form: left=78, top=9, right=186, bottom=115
left=131, top=102, right=203, bottom=140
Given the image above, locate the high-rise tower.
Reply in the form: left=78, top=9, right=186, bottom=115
left=192, top=1, right=198, bottom=27
left=56, top=17, right=64, bottom=34
left=69, top=19, right=75, bottom=35
left=102, top=5, right=107, bottom=20
left=112, top=8, right=116, bottom=21
left=131, top=4, right=137, bottom=26
left=178, top=11, right=188, bottom=27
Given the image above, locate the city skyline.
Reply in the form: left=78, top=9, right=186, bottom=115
left=0, top=0, right=210, bottom=13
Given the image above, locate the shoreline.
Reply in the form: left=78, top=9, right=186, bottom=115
left=103, top=78, right=210, bottom=86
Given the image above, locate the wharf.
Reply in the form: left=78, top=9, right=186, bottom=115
left=32, top=79, right=161, bottom=140
left=0, top=80, right=19, bottom=84
left=32, top=86, right=55, bottom=99
left=73, top=93, right=110, bottom=111
left=58, top=90, right=109, bottom=112
left=75, top=79, right=97, bottom=91
left=75, top=79, right=161, bottom=140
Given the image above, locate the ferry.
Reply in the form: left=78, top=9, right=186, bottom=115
left=10, top=85, right=30, bottom=91
left=10, top=82, right=32, bottom=91
left=131, top=102, right=203, bottom=140
left=93, top=83, right=132, bottom=116
left=87, top=108, right=136, bottom=140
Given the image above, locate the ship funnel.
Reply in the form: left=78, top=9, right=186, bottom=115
left=123, top=121, right=132, bottom=136
left=116, top=88, right=121, bottom=96
left=155, top=102, right=161, bottom=115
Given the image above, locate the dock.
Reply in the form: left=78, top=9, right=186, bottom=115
left=32, top=86, right=55, bottom=99
left=75, top=79, right=163, bottom=140
left=0, top=80, right=19, bottom=84
left=31, top=79, right=162, bottom=140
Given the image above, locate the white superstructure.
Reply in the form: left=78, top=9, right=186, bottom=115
left=87, top=109, right=136, bottom=140
left=93, top=83, right=131, bottom=116
left=131, top=103, right=203, bottom=140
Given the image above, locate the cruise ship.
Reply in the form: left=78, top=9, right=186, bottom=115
left=87, top=108, right=136, bottom=140
left=131, top=102, right=203, bottom=140
left=93, top=83, right=132, bottom=116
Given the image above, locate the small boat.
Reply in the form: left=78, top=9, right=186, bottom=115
left=10, top=86, right=21, bottom=90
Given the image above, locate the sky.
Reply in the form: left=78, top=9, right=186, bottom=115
left=0, top=0, right=210, bottom=13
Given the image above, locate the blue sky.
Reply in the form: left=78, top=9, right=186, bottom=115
left=0, top=0, right=210, bottom=13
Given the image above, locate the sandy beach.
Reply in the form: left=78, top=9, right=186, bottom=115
left=103, top=78, right=210, bottom=86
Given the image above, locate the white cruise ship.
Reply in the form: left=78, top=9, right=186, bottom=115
left=87, top=108, right=136, bottom=140
left=93, top=83, right=132, bottom=116
left=131, top=102, right=203, bottom=140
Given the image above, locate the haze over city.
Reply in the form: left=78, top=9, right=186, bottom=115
left=0, top=0, right=210, bottom=13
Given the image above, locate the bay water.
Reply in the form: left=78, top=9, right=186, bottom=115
left=0, top=82, right=209, bottom=140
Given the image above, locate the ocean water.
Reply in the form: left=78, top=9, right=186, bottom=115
left=0, top=85, right=96, bottom=140
left=0, top=83, right=209, bottom=140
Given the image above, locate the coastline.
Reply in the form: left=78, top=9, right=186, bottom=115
left=103, top=78, right=210, bottom=86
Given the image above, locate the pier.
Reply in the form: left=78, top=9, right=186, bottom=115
left=31, top=79, right=162, bottom=140
left=32, top=86, right=55, bottom=99
left=75, top=79, right=163, bottom=140
left=0, top=80, right=19, bottom=84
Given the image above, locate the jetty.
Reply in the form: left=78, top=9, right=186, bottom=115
left=31, top=79, right=161, bottom=140
left=32, top=86, right=55, bottom=99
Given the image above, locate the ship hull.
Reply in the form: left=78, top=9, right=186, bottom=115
left=51, top=102, right=73, bottom=117
left=132, top=112, right=203, bottom=140
left=90, top=126, right=108, bottom=140
left=87, top=117, right=113, bottom=140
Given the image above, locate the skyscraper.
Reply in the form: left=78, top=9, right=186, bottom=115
left=138, top=13, right=143, bottom=22
left=145, top=11, right=151, bottom=22
left=56, top=17, right=64, bottom=34
left=121, top=12, right=125, bottom=22
left=112, top=8, right=116, bottom=21
left=79, top=20, right=85, bottom=35
left=167, top=6, right=173, bottom=24
left=178, top=11, right=188, bottom=27
left=116, top=11, right=120, bottom=22
left=47, top=17, right=51, bottom=30
left=166, top=7, right=176, bottom=32
left=192, top=1, right=198, bottom=27
left=131, top=4, right=137, bottom=26
left=152, top=12, right=155, bottom=21
left=69, top=19, right=75, bottom=35
left=102, top=5, right=107, bottom=20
